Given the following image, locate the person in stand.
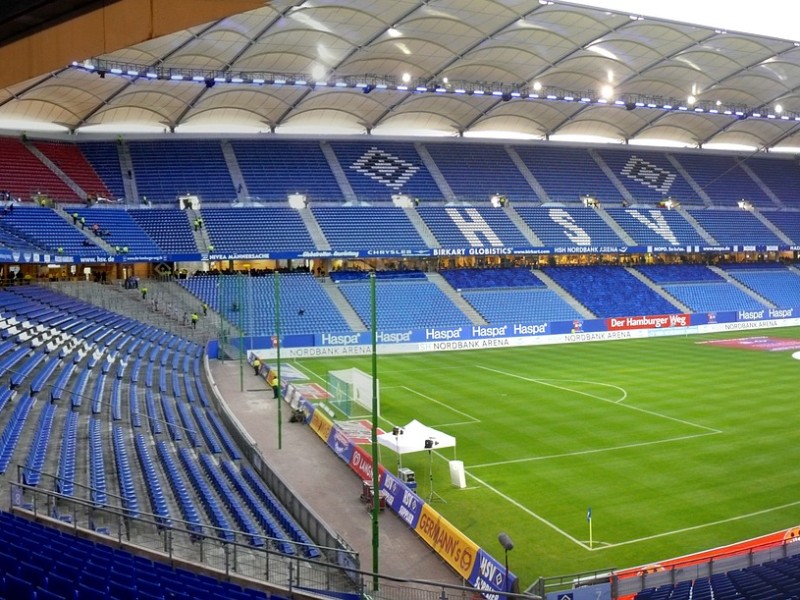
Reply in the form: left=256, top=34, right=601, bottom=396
left=252, top=357, right=261, bottom=376
left=92, top=223, right=100, bottom=236
left=80, top=216, right=86, bottom=229
left=191, top=312, right=199, bottom=329
left=141, top=287, right=148, bottom=301
left=72, top=212, right=78, bottom=225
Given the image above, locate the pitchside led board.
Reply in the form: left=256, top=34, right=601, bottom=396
left=305, top=398, right=518, bottom=598
left=234, top=307, right=800, bottom=362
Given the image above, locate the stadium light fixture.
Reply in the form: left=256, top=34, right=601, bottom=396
left=67, top=58, right=800, bottom=123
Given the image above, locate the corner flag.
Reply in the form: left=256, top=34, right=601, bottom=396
left=586, top=507, right=592, bottom=522
left=587, top=507, right=593, bottom=549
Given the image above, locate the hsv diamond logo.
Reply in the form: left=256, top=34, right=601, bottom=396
left=351, top=146, right=419, bottom=190
left=622, top=155, right=676, bottom=194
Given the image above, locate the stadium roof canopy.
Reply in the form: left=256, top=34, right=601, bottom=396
left=5, top=0, right=800, bottom=152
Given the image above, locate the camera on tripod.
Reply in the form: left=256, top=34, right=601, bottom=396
left=424, top=438, right=439, bottom=449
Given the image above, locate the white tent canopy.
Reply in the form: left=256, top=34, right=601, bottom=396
left=377, top=420, right=456, bottom=456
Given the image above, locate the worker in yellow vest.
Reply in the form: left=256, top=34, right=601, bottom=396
left=270, top=373, right=279, bottom=399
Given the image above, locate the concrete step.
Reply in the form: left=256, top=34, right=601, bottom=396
left=425, top=272, right=486, bottom=325
left=321, top=279, right=367, bottom=331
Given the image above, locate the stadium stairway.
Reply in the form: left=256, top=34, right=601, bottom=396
left=625, top=268, right=691, bottom=313
left=298, top=208, right=331, bottom=251
left=751, top=209, right=794, bottom=244
left=426, top=273, right=487, bottom=325
left=531, top=270, right=596, bottom=318
left=52, top=205, right=116, bottom=254
left=220, top=140, right=248, bottom=201
left=404, top=207, right=439, bottom=248
left=505, top=146, right=549, bottom=201
left=505, top=206, right=543, bottom=246
left=587, top=148, right=636, bottom=205
left=738, top=160, right=785, bottom=208
left=707, top=266, right=778, bottom=308
left=674, top=207, right=717, bottom=244
left=320, top=140, right=357, bottom=203
left=189, top=211, right=212, bottom=253
left=25, top=142, right=86, bottom=201
left=415, top=143, right=456, bottom=201
left=320, top=281, right=367, bottom=331
left=665, top=153, right=713, bottom=207
left=594, top=206, right=637, bottom=246
left=48, top=281, right=219, bottom=346
left=118, top=140, right=138, bottom=202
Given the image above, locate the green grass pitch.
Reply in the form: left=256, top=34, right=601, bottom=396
left=291, top=327, right=800, bottom=587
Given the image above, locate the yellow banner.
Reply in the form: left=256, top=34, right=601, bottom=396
left=415, top=503, right=478, bottom=580
left=309, top=409, right=333, bottom=442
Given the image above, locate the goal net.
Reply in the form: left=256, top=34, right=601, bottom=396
left=327, top=368, right=380, bottom=420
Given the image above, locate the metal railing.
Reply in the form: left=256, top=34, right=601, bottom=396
left=9, top=478, right=359, bottom=595
left=9, top=478, right=543, bottom=600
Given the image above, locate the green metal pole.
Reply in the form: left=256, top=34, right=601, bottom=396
left=274, top=271, right=282, bottom=450
left=370, top=271, right=379, bottom=591
left=238, top=272, right=244, bottom=392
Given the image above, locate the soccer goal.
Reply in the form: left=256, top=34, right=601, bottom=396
left=327, top=368, right=380, bottom=420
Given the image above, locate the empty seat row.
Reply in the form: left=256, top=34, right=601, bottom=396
left=133, top=433, right=171, bottom=527
left=22, top=402, right=57, bottom=486
left=112, top=425, right=139, bottom=517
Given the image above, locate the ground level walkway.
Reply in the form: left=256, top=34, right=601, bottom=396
left=208, top=358, right=462, bottom=587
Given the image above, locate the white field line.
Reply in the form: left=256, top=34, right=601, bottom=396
left=464, top=469, right=590, bottom=549
left=469, top=430, right=720, bottom=469
left=397, top=385, right=480, bottom=424
left=476, top=365, right=721, bottom=434
left=597, top=499, right=800, bottom=551
left=290, top=361, right=327, bottom=383
left=464, top=365, right=731, bottom=548
left=293, top=360, right=754, bottom=550
left=291, top=363, right=478, bottom=426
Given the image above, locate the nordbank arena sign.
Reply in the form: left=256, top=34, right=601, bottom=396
left=247, top=307, right=800, bottom=359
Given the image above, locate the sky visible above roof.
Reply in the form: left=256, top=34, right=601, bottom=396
left=573, top=0, right=800, bottom=42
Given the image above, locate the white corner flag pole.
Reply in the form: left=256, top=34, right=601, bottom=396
left=587, top=507, right=593, bottom=550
